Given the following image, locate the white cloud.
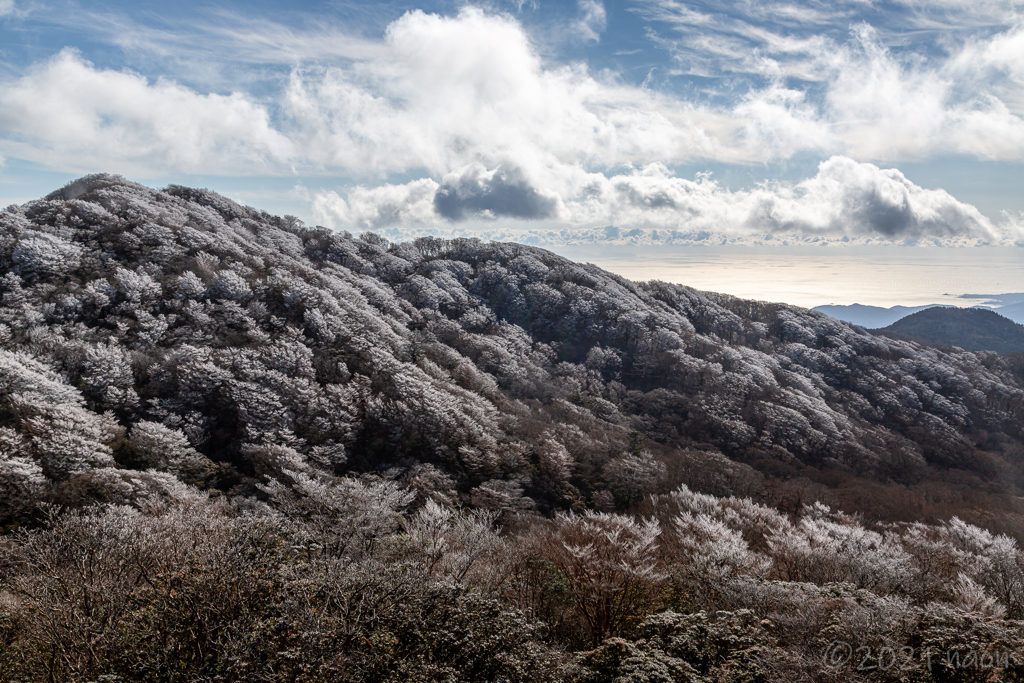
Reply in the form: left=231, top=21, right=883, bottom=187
left=314, top=178, right=440, bottom=229
left=0, top=49, right=292, bottom=174
left=722, top=23, right=1024, bottom=161
left=0, top=0, right=14, bottom=17
left=633, top=0, right=1024, bottom=160
left=825, top=26, right=1024, bottom=160
left=739, top=156, right=996, bottom=238
left=313, top=155, right=1000, bottom=242
left=950, top=22, right=1024, bottom=110
left=591, top=156, right=997, bottom=240
left=0, top=8, right=797, bottom=179
left=733, top=83, right=834, bottom=160
left=282, top=7, right=717, bottom=179
left=575, top=0, right=607, bottom=42
left=311, top=190, right=350, bottom=225
left=633, top=0, right=1024, bottom=75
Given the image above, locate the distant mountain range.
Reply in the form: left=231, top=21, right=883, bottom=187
left=876, top=307, right=1024, bottom=355
left=815, top=297, right=1024, bottom=328
left=812, top=303, right=941, bottom=328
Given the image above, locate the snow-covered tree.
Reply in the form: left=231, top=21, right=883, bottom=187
left=128, top=420, right=214, bottom=483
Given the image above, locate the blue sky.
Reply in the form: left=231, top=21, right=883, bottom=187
left=1, top=0, right=1024, bottom=249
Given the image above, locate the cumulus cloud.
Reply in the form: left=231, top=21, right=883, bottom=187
left=313, top=178, right=440, bottom=229
left=314, top=156, right=997, bottom=242
left=0, top=8, right=736, bottom=177
left=281, top=7, right=713, bottom=177
left=740, top=157, right=995, bottom=237
left=0, top=49, right=291, bottom=174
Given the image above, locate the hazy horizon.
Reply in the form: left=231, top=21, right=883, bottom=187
left=550, top=243, right=1024, bottom=310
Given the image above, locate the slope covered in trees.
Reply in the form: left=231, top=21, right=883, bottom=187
left=2, top=174, right=1024, bottom=532
left=5, top=175, right=1024, bottom=682
left=880, top=306, right=1024, bottom=355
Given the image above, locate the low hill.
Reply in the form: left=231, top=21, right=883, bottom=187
left=880, top=306, right=1024, bottom=354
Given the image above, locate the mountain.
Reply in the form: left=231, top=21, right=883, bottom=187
left=879, top=306, right=1024, bottom=354
left=812, top=303, right=941, bottom=327
left=815, top=297, right=1024, bottom=328
left=3, top=174, right=1024, bottom=533
left=8, top=175, right=1024, bottom=682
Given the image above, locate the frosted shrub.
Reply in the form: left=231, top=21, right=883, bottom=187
left=770, top=516, right=913, bottom=593
left=470, top=478, right=535, bottom=513
left=537, top=436, right=574, bottom=483
left=79, top=343, right=140, bottom=412
left=722, top=579, right=839, bottom=644
left=604, top=452, right=666, bottom=506
left=939, top=517, right=1024, bottom=617
left=822, top=590, right=918, bottom=654
left=173, top=270, right=206, bottom=300
left=113, top=266, right=161, bottom=303
left=952, top=573, right=1006, bottom=619
left=659, top=484, right=792, bottom=549
left=53, top=468, right=202, bottom=508
left=767, top=514, right=913, bottom=593
left=11, top=231, right=82, bottom=279
left=0, top=427, right=47, bottom=526
left=532, top=510, right=665, bottom=645
left=403, top=462, right=458, bottom=506
left=261, top=470, right=414, bottom=561
left=404, top=498, right=508, bottom=591
left=207, top=269, right=252, bottom=303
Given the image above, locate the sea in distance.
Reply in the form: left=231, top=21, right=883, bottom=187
left=550, top=244, right=1024, bottom=310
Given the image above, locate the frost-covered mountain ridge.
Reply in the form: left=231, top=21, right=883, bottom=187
left=2, top=174, right=1024, bottom=530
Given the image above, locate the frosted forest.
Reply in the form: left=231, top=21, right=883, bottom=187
left=4, top=175, right=1024, bottom=681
